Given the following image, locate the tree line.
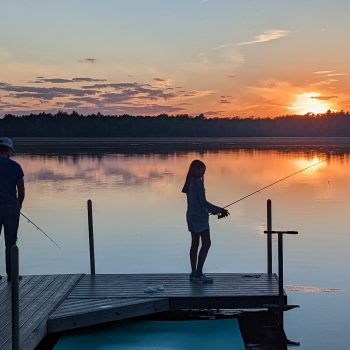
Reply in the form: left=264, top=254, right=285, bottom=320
left=1, top=110, right=350, bottom=137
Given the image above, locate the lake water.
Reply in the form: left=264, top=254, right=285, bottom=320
left=2, top=138, right=350, bottom=349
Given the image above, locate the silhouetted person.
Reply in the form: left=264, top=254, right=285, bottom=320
left=182, top=160, right=229, bottom=283
left=0, top=138, right=25, bottom=282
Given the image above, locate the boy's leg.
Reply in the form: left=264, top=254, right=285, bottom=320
left=4, top=208, right=20, bottom=277
left=0, top=214, right=3, bottom=280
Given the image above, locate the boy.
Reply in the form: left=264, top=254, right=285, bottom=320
left=0, top=137, right=25, bottom=282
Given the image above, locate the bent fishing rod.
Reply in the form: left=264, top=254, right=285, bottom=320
left=20, top=212, right=61, bottom=249
left=216, top=158, right=327, bottom=218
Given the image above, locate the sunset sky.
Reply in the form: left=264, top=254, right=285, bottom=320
left=1, top=0, right=349, bottom=117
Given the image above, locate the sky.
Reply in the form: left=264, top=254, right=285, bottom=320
left=0, top=0, right=350, bottom=118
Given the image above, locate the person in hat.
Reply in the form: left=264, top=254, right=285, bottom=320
left=0, top=137, right=25, bottom=282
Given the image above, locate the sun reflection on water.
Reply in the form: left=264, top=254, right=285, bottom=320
left=293, top=156, right=327, bottom=175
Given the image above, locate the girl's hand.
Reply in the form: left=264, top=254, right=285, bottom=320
left=218, top=209, right=230, bottom=219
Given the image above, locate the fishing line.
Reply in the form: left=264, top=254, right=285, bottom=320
left=20, top=212, right=62, bottom=249
left=216, top=158, right=327, bottom=217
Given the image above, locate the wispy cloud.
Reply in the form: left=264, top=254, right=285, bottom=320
left=311, top=95, right=337, bottom=100
left=56, top=101, right=83, bottom=108
left=312, top=79, right=338, bottom=86
left=78, top=58, right=97, bottom=64
left=327, top=73, right=345, bottom=77
left=204, top=110, right=224, bottom=116
left=107, top=104, right=183, bottom=115
left=213, top=43, right=233, bottom=50
left=219, top=95, right=233, bottom=104
left=31, top=77, right=106, bottom=84
left=313, top=70, right=334, bottom=75
left=72, top=77, right=106, bottom=82
left=238, top=30, right=290, bottom=46
left=0, top=82, right=98, bottom=100
left=313, top=70, right=345, bottom=77
left=181, top=90, right=215, bottom=99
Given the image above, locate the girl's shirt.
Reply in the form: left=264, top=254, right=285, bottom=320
left=186, top=178, right=221, bottom=232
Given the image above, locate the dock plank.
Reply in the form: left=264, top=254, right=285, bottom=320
left=48, top=298, right=169, bottom=333
left=67, top=274, right=282, bottom=300
left=0, top=275, right=56, bottom=331
left=0, top=274, right=83, bottom=350
left=48, top=273, right=285, bottom=333
left=0, top=276, right=37, bottom=311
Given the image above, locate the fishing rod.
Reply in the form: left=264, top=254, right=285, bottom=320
left=20, top=212, right=62, bottom=249
left=217, top=158, right=327, bottom=218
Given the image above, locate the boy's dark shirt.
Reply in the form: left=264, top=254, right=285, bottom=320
left=0, top=157, right=24, bottom=206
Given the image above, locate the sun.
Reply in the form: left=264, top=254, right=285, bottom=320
left=290, top=92, right=331, bottom=115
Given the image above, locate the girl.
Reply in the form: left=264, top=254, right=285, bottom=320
left=182, top=159, right=229, bottom=283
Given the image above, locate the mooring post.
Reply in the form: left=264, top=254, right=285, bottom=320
left=11, top=245, right=20, bottom=350
left=277, top=232, right=284, bottom=328
left=267, top=199, right=272, bottom=274
left=264, top=230, right=298, bottom=331
left=87, top=199, right=96, bottom=275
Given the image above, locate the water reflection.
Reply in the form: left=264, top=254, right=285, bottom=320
left=285, top=285, right=345, bottom=293
left=2, top=143, right=350, bottom=349
left=9, top=148, right=350, bottom=278
left=21, top=155, right=174, bottom=188
left=17, top=151, right=345, bottom=187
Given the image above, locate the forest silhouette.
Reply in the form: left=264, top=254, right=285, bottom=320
left=1, top=110, right=350, bottom=137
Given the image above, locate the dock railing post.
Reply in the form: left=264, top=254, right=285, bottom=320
left=87, top=199, right=96, bottom=275
left=264, top=230, right=298, bottom=330
left=277, top=232, right=284, bottom=328
left=267, top=199, right=272, bottom=274
left=11, top=245, right=20, bottom=350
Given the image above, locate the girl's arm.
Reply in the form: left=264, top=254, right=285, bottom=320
left=195, top=180, right=222, bottom=215
left=206, top=200, right=222, bottom=215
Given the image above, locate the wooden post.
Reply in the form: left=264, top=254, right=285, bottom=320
left=277, top=233, right=284, bottom=328
left=264, top=230, right=298, bottom=331
left=87, top=199, right=96, bottom=275
left=267, top=199, right=272, bottom=274
left=264, top=230, right=298, bottom=330
left=11, top=245, right=20, bottom=350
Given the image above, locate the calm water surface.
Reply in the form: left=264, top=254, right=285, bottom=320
left=2, top=141, right=350, bottom=349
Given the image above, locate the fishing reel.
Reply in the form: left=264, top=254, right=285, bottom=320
left=217, top=209, right=230, bottom=219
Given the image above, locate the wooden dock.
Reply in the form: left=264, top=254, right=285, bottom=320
left=1, top=200, right=297, bottom=349
left=0, top=272, right=284, bottom=350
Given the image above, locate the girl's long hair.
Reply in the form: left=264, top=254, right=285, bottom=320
left=182, top=159, right=206, bottom=193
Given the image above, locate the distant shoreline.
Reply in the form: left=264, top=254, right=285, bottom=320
left=13, top=136, right=350, bottom=143
left=13, top=137, right=350, bottom=153
left=3, top=112, right=350, bottom=138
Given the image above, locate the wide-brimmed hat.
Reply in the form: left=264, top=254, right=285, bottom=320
left=0, top=137, right=16, bottom=154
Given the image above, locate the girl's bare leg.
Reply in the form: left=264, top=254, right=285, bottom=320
left=196, top=229, right=211, bottom=276
left=190, top=232, right=200, bottom=274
